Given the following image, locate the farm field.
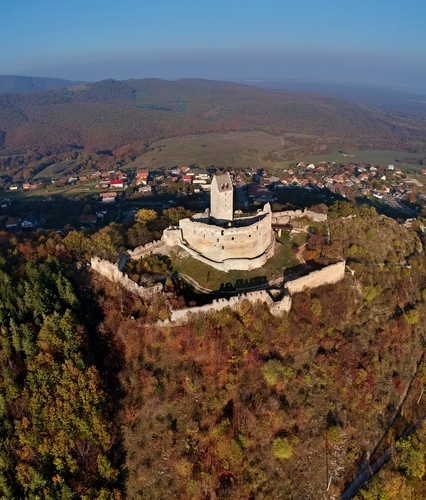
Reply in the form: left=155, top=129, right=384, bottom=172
left=123, top=131, right=284, bottom=170
left=32, top=160, right=78, bottom=181
left=281, top=149, right=426, bottom=171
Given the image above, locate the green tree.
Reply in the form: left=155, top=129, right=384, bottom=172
left=135, top=208, right=157, bottom=225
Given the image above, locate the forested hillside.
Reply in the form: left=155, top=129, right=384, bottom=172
left=0, top=75, right=86, bottom=95
left=0, top=202, right=425, bottom=498
left=0, top=244, right=121, bottom=498
left=0, top=78, right=423, bottom=157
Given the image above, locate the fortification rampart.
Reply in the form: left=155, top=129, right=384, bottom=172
left=284, top=261, right=345, bottom=295
left=127, top=239, right=168, bottom=259
left=179, top=204, right=273, bottom=265
left=272, top=209, right=327, bottom=225
left=91, top=253, right=345, bottom=324
left=91, top=256, right=162, bottom=299
left=179, top=235, right=275, bottom=272
left=165, top=290, right=275, bottom=324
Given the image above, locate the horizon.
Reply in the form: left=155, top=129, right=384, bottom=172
left=2, top=0, right=426, bottom=92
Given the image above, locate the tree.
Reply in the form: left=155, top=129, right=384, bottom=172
left=135, top=209, right=157, bottom=226
left=162, top=207, right=193, bottom=226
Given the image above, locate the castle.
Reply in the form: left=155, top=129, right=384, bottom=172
left=90, top=176, right=345, bottom=323
left=163, top=173, right=275, bottom=272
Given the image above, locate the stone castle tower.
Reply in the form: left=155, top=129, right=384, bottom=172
left=210, top=173, right=233, bottom=224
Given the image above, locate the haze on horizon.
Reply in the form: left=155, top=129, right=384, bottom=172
left=2, top=0, right=426, bottom=91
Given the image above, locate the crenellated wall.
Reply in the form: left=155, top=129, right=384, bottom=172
left=127, top=239, right=168, bottom=259
left=164, top=290, right=277, bottom=324
left=91, top=253, right=345, bottom=324
left=91, top=256, right=162, bottom=299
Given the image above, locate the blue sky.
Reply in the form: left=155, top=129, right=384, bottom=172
left=2, top=0, right=426, bottom=89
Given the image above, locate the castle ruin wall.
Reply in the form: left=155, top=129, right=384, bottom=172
left=272, top=209, right=327, bottom=225
left=91, top=256, right=162, bottom=299
left=179, top=206, right=273, bottom=264
left=284, top=261, right=345, bottom=295
left=127, top=239, right=168, bottom=259
left=167, top=290, right=274, bottom=324
left=178, top=236, right=275, bottom=272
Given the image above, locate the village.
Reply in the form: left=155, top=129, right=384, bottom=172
left=0, top=155, right=424, bottom=232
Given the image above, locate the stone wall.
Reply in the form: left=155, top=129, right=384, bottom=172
left=91, top=255, right=345, bottom=325
left=179, top=204, right=273, bottom=265
left=127, top=239, right=168, bottom=260
left=210, top=173, right=233, bottom=223
left=179, top=236, right=275, bottom=272
left=91, top=257, right=162, bottom=299
left=165, top=290, right=274, bottom=324
left=284, top=261, right=345, bottom=295
left=272, top=209, right=327, bottom=225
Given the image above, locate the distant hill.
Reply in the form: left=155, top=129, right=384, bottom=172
left=0, top=75, right=87, bottom=95
left=0, top=77, right=424, bottom=155
left=237, top=79, right=426, bottom=119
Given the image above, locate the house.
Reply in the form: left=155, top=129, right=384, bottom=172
left=95, top=205, right=108, bottom=218
left=100, top=192, right=117, bottom=203
left=110, top=179, right=124, bottom=189
left=78, top=215, right=97, bottom=225
left=6, top=217, right=21, bottom=228
left=22, top=215, right=38, bottom=228
left=333, top=174, right=345, bottom=182
left=135, top=170, right=149, bottom=186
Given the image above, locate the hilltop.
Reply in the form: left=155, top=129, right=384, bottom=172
left=0, top=74, right=86, bottom=95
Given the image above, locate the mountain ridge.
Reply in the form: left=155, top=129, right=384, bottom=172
left=0, top=74, right=87, bottom=95
left=0, top=77, right=423, bottom=155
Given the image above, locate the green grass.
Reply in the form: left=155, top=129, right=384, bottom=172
left=280, top=149, right=425, bottom=171
left=172, top=232, right=299, bottom=291
left=33, top=160, right=77, bottom=180
left=122, top=131, right=283, bottom=170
